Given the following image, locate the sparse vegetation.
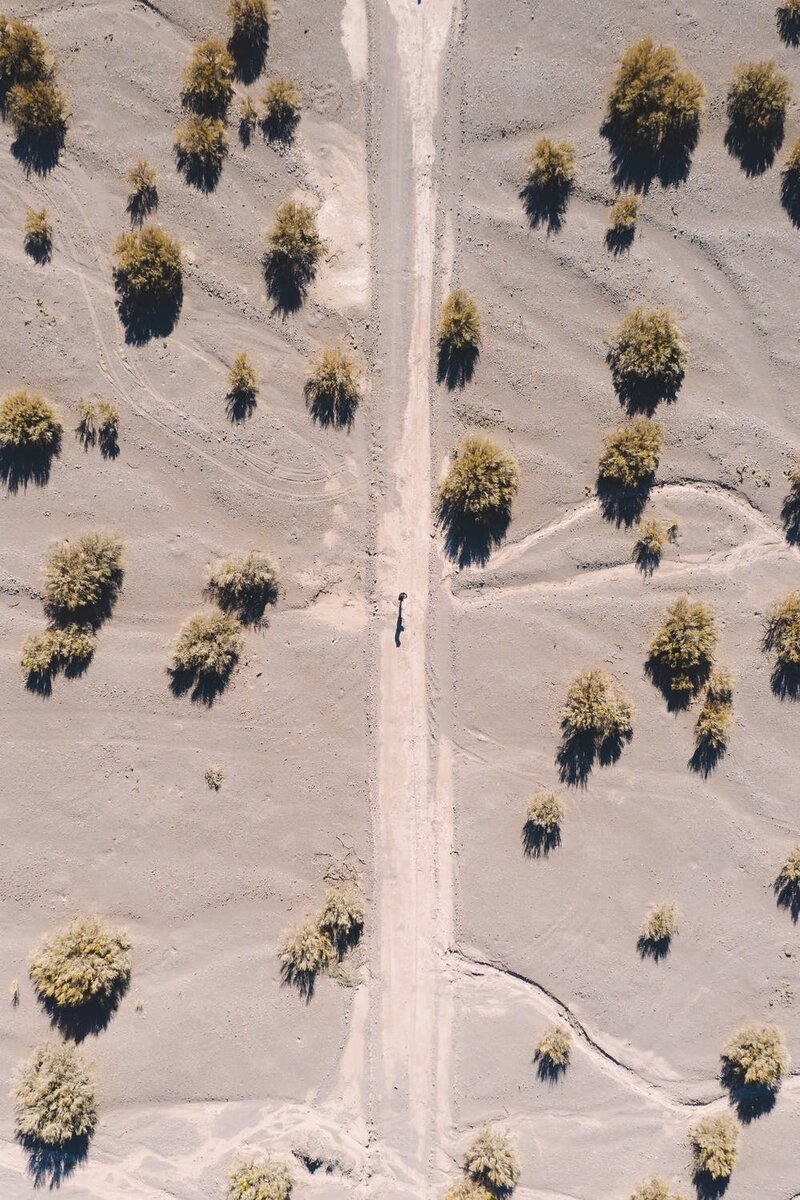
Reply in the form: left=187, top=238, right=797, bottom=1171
left=689, top=1114, right=739, bottom=1180
left=632, top=518, right=678, bottom=573
left=0, top=389, right=62, bottom=454
left=24, top=207, right=52, bottom=262
left=463, top=1126, right=520, bottom=1194
left=43, top=532, right=124, bottom=619
left=126, top=159, right=157, bottom=222
left=605, top=38, right=704, bottom=153
left=639, top=902, right=677, bottom=955
left=535, top=1024, right=572, bottom=1075
left=170, top=611, right=243, bottom=686
left=694, top=670, right=733, bottom=751
left=562, top=668, right=634, bottom=743
left=304, top=348, right=361, bottom=428
left=439, top=436, right=519, bottom=522
left=648, top=597, right=717, bottom=699
left=182, top=37, right=234, bottom=117
left=12, top=1043, right=97, bottom=1146
left=29, top=916, right=130, bottom=1010
left=598, top=418, right=663, bottom=490
left=113, top=225, right=183, bottom=310
left=21, top=623, right=95, bottom=684
left=207, top=550, right=279, bottom=622
left=264, top=201, right=325, bottom=307
left=523, top=790, right=563, bottom=856
left=318, top=886, right=365, bottom=954
left=280, top=922, right=334, bottom=995
left=226, top=351, right=258, bottom=417
left=262, top=77, right=301, bottom=138
left=205, top=764, right=224, bottom=790
left=227, top=1157, right=293, bottom=1200
left=726, top=61, right=790, bottom=169
left=722, top=1023, right=789, bottom=1090
left=175, top=114, right=228, bottom=186
left=764, top=591, right=800, bottom=667
left=607, top=309, right=686, bottom=408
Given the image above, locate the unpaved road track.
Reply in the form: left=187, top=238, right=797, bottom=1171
left=369, top=0, right=456, bottom=1194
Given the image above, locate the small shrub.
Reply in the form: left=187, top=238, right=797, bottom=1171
left=562, top=668, right=634, bottom=742
left=523, top=790, right=563, bottom=856
left=24, top=207, right=52, bottom=262
left=722, top=1023, right=789, bottom=1091
left=0, top=389, right=61, bottom=453
left=632, top=518, right=678, bottom=573
left=523, top=137, right=576, bottom=230
left=607, top=309, right=686, bottom=408
left=647, top=597, right=717, bottom=700
left=262, top=77, right=301, bottom=139
left=227, top=1157, right=293, bottom=1200
left=778, top=0, right=800, bottom=45
left=226, top=351, right=258, bottom=418
left=175, top=114, right=228, bottom=187
left=535, top=1024, right=572, bottom=1076
left=21, top=623, right=95, bottom=686
left=609, top=194, right=639, bottom=230
left=170, top=610, right=243, bottom=688
left=694, top=669, right=733, bottom=750
left=318, top=886, right=365, bottom=953
left=182, top=37, right=234, bottom=117
left=304, top=348, right=360, bottom=428
left=598, top=417, right=663, bottom=490
left=463, top=1126, right=520, bottom=1194
left=205, top=764, right=224, bottom=790
left=0, top=16, right=48, bottom=96
left=207, top=550, right=279, bottom=622
left=113, top=225, right=182, bottom=308
left=689, top=1114, right=739, bottom=1180
left=264, top=201, right=325, bottom=308
left=629, top=1178, right=686, bottom=1200
left=639, top=902, right=677, bottom=958
left=439, top=436, right=519, bottom=522
left=726, top=61, right=790, bottom=170
left=605, top=38, right=704, bottom=153
left=438, top=290, right=481, bottom=386
left=29, top=916, right=130, bottom=1009
left=280, top=921, right=334, bottom=996
left=239, top=93, right=258, bottom=140
left=775, top=843, right=800, bottom=919
left=444, top=1183, right=493, bottom=1200
left=126, top=159, right=157, bottom=222
left=12, top=1043, right=97, bottom=1146
left=44, top=532, right=124, bottom=619
left=764, top=592, right=800, bottom=666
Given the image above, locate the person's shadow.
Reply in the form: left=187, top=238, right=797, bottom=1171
left=395, top=592, right=406, bottom=647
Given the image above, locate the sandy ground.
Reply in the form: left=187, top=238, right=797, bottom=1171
left=1, top=0, right=800, bottom=1198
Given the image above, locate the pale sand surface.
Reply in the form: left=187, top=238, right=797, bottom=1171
left=0, top=0, right=799, bottom=1198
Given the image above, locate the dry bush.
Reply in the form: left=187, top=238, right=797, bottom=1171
left=239, top=93, right=258, bottom=140
left=764, top=592, right=800, bottom=666
left=280, top=922, right=334, bottom=996
left=535, top=1024, right=572, bottom=1075
left=44, top=532, right=124, bottom=619
left=175, top=114, right=228, bottom=187
left=694, top=669, right=733, bottom=750
left=722, top=1023, right=789, bottom=1090
left=77, top=399, right=119, bottom=455
left=726, top=61, right=790, bottom=170
left=438, top=290, right=481, bottom=354
left=207, top=550, right=279, bottom=623
left=226, top=351, right=258, bottom=418
left=205, top=764, right=224, bottom=790
left=24, top=207, right=52, bottom=262
left=0, top=16, right=49, bottom=96
left=8, top=78, right=67, bottom=137
left=775, top=843, right=800, bottom=919
left=439, top=436, right=519, bottom=522
left=647, top=597, right=717, bottom=700
left=689, top=1114, right=739, bottom=1180
left=113, top=225, right=183, bottom=308
left=609, top=194, right=639, bottom=230
left=639, top=902, right=677, bottom=958
left=304, top=348, right=360, bottom=428
left=21, top=623, right=95, bottom=685
left=264, top=201, right=325, bottom=309
left=629, top=1178, right=686, bottom=1200
left=632, top=518, right=678, bottom=573
left=523, top=790, right=563, bottom=856
left=126, top=159, right=157, bottom=222
left=318, top=886, right=365, bottom=953
left=527, top=137, right=576, bottom=190
left=463, top=1126, right=520, bottom=1194
left=29, top=916, right=131, bottom=1009
left=605, top=38, right=704, bottom=153
left=262, top=77, right=301, bottom=139
left=182, top=37, right=234, bottom=117
left=171, top=611, right=243, bottom=685
left=562, top=668, right=634, bottom=742
left=598, top=417, right=663, bottom=490
left=444, top=1183, right=493, bottom=1200
left=0, top=389, right=61, bottom=453
left=227, top=1157, right=293, bottom=1200
left=12, top=1043, right=97, bottom=1146
left=607, top=309, right=686, bottom=409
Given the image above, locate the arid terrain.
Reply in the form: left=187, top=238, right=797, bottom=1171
left=1, top=0, right=799, bottom=1198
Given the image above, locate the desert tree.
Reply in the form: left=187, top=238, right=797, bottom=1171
left=262, top=77, right=301, bottom=141
left=264, top=200, right=325, bottom=311
left=597, top=417, right=663, bottom=525
left=227, top=0, right=269, bottom=83
left=437, top=289, right=481, bottom=387
left=175, top=113, right=228, bottom=190
left=689, top=1114, right=739, bottom=1183
left=726, top=61, right=791, bottom=173
left=44, top=532, right=124, bottom=621
left=774, top=843, right=800, bottom=921
left=534, top=1024, right=572, bottom=1080
left=523, top=790, right=563, bottom=857
left=763, top=591, right=800, bottom=697
left=606, top=193, right=639, bottom=253
left=24, top=207, right=52, bottom=263
left=21, top=623, right=95, bottom=692
left=125, top=159, right=157, bottom=224
left=558, top=668, right=634, bottom=785
left=12, top=1043, right=97, bottom=1148
left=646, top=597, right=717, bottom=704
left=721, top=1023, right=789, bottom=1106
left=29, top=916, right=130, bottom=1036
left=112, top=225, right=183, bottom=342
left=632, top=517, right=678, bottom=574
left=304, top=348, right=361, bottom=428
left=522, top=137, right=576, bottom=231
left=0, top=15, right=49, bottom=100
left=607, top=308, right=686, bottom=411
left=638, top=902, right=677, bottom=960
left=438, top=435, right=519, bottom=566
left=227, top=1157, right=293, bottom=1200
left=778, top=0, right=800, bottom=45
left=280, top=921, right=334, bottom=999
left=603, top=38, right=704, bottom=187
left=0, top=388, right=62, bottom=488
left=182, top=37, right=234, bottom=117
left=169, top=610, right=244, bottom=703
left=8, top=78, right=69, bottom=171
left=463, top=1127, right=520, bottom=1194
left=206, top=550, right=279, bottom=623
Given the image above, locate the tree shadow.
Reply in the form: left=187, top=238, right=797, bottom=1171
left=175, top=148, right=224, bottom=193
left=24, top=233, right=52, bottom=265
left=780, top=165, right=800, bottom=227
left=280, top=960, right=319, bottom=1003
left=601, top=117, right=699, bottom=191
left=304, top=382, right=358, bottom=430
left=632, top=540, right=662, bottom=576
left=38, top=979, right=129, bottom=1043
left=205, top=586, right=277, bottom=629
left=556, top=726, right=630, bottom=787
left=519, top=178, right=572, bottom=233
left=645, top=655, right=711, bottom=712
left=24, top=642, right=94, bottom=697
left=19, top=1131, right=91, bottom=1189
left=263, top=254, right=316, bottom=316
left=596, top=475, right=653, bottom=527
left=261, top=109, right=299, bottom=145
left=98, top=425, right=119, bottom=460
left=534, top=1052, right=568, bottom=1083
left=605, top=224, right=635, bottom=256
left=609, top=367, right=684, bottom=417
left=774, top=870, right=800, bottom=922
left=11, top=123, right=67, bottom=176
left=239, top=115, right=255, bottom=147
left=725, top=117, right=784, bottom=177
left=781, top=488, right=800, bottom=544
left=720, top=1059, right=778, bottom=1122
left=637, top=932, right=672, bottom=962
left=692, top=1169, right=730, bottom=1200
left=437, top=498, right=512, bottom=568
left=126, top=184, right=158, bottom=227
left=522, top=819, right=561, bottom=858
left=770, top=660, right=800, bottom=699
left=436, top=341, right=479, bottom=389
left=168, top=662, right=235, bottom=706
left=228, top=26, right=269, bottom=86
left=688, top=735, right=726, bottom=778
left=114, top=284, right=183, bottom=346
left=778, top=4, right=800, bottom=45
left=226, top=385, right=257, bottom=423
left=0, top=435, right=61, bottom=492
